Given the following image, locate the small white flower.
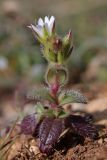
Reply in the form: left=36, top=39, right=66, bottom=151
left=28, top=16, right=55, bottom=38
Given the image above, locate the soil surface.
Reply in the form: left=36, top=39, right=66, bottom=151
left=5, top=127, right=107, bottom=160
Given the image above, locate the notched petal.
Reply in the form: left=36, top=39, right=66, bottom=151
left=49, top=16, right=55, bottom=24
left=38, top=18, right=44, bottom=27
left=44, top=16, right=50, bottom=25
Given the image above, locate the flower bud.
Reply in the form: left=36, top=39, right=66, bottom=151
left=62, top=30, right=73, bottom=61
left=63, top=30, right=72, bottom=44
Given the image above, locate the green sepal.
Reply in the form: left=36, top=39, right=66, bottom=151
left=43, top=45, right=57, bottom=63
left=57, top=52, right=64, bottom=64
left=66, top=46, right=73, bottom=59
left=46, top=51, right=57, bottom=63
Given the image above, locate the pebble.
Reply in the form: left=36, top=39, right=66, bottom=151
left=98, top=138, right=103, bottom=144
left=104, top=138, right=107, bottom=142
left=29, top=145, right=40, bottom=154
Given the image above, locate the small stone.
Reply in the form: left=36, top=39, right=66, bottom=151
left=98, top=138, right=103, bottom=144
left=104, top=138, right=107, bottom=142
left=29, top=145, right=40, bottom=154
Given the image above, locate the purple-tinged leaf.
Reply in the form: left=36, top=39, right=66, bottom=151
left=83, top=114, right=94, bottom=124
left=39, top=117, right=65, bottom=154
left=39, top=143, right=54, bottom=155
left=21, top=114, right=37, bottom=135
left=66, top=115, right=98, bottom=139
left=67, top=115, right=90, bottom=124
left=71, top=122, right=98, bottom=139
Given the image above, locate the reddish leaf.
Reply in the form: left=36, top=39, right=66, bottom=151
left=71, top=122, right=98, bottom=139
left=39, top=117, right=65, bottom=154
left=21, top=114, right=37, bottom=135
left=66, top=115, right=98, bottom=139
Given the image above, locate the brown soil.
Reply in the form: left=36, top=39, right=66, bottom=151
left=4, top=125, right=106, bottom=160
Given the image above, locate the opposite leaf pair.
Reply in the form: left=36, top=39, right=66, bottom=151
left=21, top=113, right=98, bottom=155
left=27, top=88, right=88, bottom=108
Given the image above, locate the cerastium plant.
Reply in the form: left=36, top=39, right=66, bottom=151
left=21, top=16, right=98, bottom=155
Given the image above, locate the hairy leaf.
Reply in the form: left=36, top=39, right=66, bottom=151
left=26, top=87, right=54, bottom=103
left=21, top=114, right=37, bottom=135
left=66, top=115, right=98, bottom=139
left=39, top=117, right=65, bottom=154
left=59, top=90, right=88, bottom=105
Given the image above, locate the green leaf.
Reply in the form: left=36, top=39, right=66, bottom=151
left=44, top=109, right=55, bottom=117
left=59, top=90, right=88, bottom=105
left=35, top=103, right=56, bottom=119
left=58, top=110, right=70, bottom=118
left=35, top=102, right=45, bottom=114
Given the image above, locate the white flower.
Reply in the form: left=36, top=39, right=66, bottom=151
left=28, top=16, right=55, bottom=38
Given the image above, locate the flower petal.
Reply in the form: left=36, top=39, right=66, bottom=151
left=48, top=16, right=55, bottom=35
left=38, top=18, right=44, bottom=27
left=30, top=24, right=44, bottom=37
left=36, top=25, right=44, bottom=37
left=49, top=21, right=55, bottom=35
left=44, top=16, right=50, bottom=25
left=49, top=16, right=55, bottom=25
left=30, top=24, right=37, bottom=32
